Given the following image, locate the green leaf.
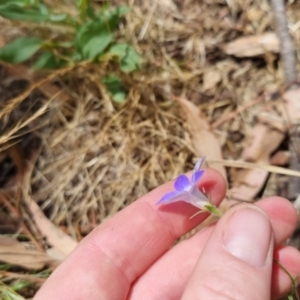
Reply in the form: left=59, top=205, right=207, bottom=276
left=77, top=0, right=89, bottom=17
left=0, top=4, right=49, bottom=22
left=108, top=43, right=141, bottom=72
left=0, top=283, right=25, bottom=300
left=75, top=6, right=130, bottom=60
left=0, top=37, right=43, bottom=63
left=99, top=6, right=130, bottom=31
left=38, top=0, right=67, bottom=22
left=32, top=51, right=66, bottom=69
left=86, top=4, right=96, bottom=19
left=75, top=20, right=112, bottom=60
left=71, top=52, right=82, bottom=61
left=101, top=6, right=130, bottom=20
left=37, top=1, right=48, bottom=15
left=103, top=75, right=126, bottom=103
left=0, top=3, right=67, bottom=22
left=0, top=0, right=34, bottom=6
left=76, top=0, right=86, bottom=8
left=48, top=13, right=67, bottom=22
left=76, top=0, right=96, bottom=22
left=11, top=280, right=33, bottom=291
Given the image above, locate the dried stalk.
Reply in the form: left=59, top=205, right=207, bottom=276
left=270, top=0, right=300, bottom=214
left=270, top=0, right=297, bottom=85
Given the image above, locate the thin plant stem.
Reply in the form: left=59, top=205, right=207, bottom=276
left=274, top=258, right=299, bottom=300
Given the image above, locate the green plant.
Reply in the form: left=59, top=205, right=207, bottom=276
left=0, top=0, right=141, bottom=102
left=0, top=282, right=25, bottom=300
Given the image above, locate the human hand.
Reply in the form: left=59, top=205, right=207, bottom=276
left=34, top=168, right=300, bottom=300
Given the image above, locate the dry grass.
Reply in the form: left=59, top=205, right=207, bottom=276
left=31, top=67, right=194, bottom=227
left=28, top=0, right=285, bottom=226
left=0, top=0, right=300, bottom=297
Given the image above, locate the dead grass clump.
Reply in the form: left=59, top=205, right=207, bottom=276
left=30, top=66, right=194, bottom=228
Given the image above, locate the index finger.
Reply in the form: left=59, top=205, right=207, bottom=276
left=34, top=168, right=226, bottom=300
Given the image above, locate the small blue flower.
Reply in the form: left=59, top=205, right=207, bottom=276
left=156, top=157, right=209, bottom=209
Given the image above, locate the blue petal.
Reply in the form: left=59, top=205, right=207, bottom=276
left=194, top=157, right=206, bottom=172
left=156, top=190, right=189, bottom=205
left=157, top=191, right=180, bottom=203
left=192, top=170, right=204, bottom=184
left=174, top=175, right=190, bottom=191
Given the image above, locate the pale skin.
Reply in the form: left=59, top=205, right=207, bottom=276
left=34, top=169, right=300, bottom=300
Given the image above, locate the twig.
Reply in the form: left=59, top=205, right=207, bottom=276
left=270, top=0, right=300, bottom=207
left=202, top=158, right=300, bottom=177
left=270, top=0, right=298, bottom=85
left=138, top=0, right=158, bottom=40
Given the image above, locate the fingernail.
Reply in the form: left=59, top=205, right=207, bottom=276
left=223, top=207, right=272, bottom=267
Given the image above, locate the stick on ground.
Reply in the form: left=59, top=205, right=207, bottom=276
left=270, top=0, right=298, bottom=85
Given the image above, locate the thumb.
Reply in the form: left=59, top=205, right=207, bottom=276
left=182, top=204, right=274, bottom=300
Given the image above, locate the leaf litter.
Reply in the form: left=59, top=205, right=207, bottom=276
left=222, top=32, right=280, bottom=57
left=0, top=0, right=300, bottom=297
left=0, top=236, right=59, bottom=270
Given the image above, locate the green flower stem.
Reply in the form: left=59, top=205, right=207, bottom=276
left=204, top=203, right=223, bottom=217
left=273, top=258, right=299, bottom=300
left=189, top=203, right=223, bottom=219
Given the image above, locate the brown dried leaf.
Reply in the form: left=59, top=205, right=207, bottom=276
left=175, top=96, right=227, bottom=180
left=223, top=32, right=279, bottom=57
left=229, top=124, right=284, bottom=202
left=270, top=151, right=290, bottom=166
left=203, top=68, right=222, bottom=91
left=20, top=147, right=77, bottom=259
left=0, top=236, right=58, bottom=270
left=225, top=88, right=300, bottom=204
left=27, top=199, right=78, bottom=257
left=278, top=88, right=300, bottom=123
left=242, top=124, right=285, bottom=162
left=230, top=168, right=269, bottom=202
left=46, top=247, right=67, bottom=261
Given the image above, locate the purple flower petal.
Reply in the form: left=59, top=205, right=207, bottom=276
left=194, top=157, right=206, bottom=172
left=156, top=157, right=210, bottom=209
left=174, top=174, right=190, bottom=191
left=156, top=190, right=189, bottom=205
left=191, top=170, right=204, bottom=184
